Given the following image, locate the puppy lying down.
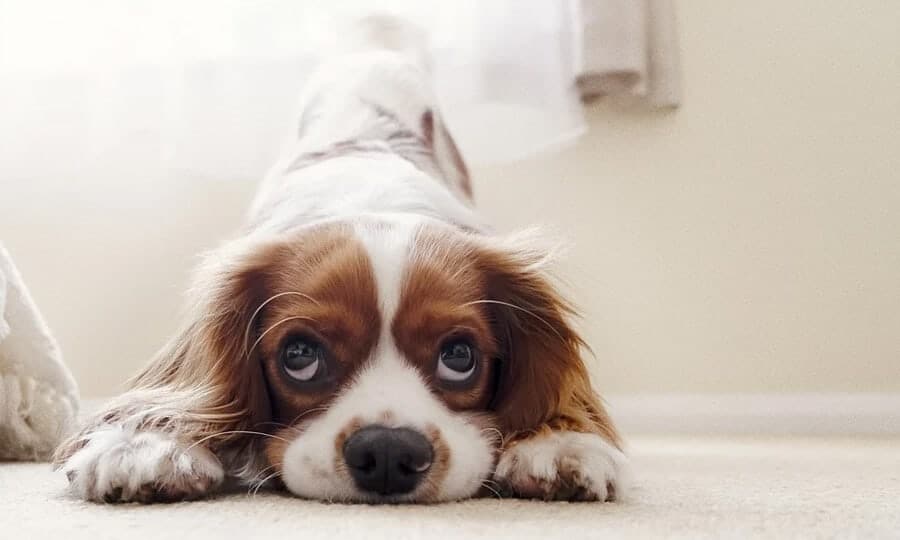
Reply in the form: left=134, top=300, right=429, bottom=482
left=55, top=16, right=627, bottom=504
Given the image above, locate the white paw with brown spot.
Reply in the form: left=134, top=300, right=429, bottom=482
left=493, top=431, right=627, bottom=501
left=61, top=427, right=224, bottom=503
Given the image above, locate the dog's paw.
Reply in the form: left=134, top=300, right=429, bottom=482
left=493, top=431, right=628, bottom=502
left=60, top=427, right=223, bottom=503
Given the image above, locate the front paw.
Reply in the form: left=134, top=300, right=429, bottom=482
left=493, top=431, right=627, bottom=502
left=60, top=427, right=223, bottom=503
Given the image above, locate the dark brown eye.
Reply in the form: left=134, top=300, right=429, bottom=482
left=437, top=340, right=477, bottom=383
left=282, top=337, right=326, bottom=382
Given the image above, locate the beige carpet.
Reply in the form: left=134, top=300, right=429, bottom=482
left=2, top=436, right=898, bottom=539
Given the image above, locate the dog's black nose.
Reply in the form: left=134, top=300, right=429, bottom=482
left=343, top=425, right=433, bottom=496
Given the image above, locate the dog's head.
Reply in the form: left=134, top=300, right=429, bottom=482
left=140, top=218, right=599, bottom=502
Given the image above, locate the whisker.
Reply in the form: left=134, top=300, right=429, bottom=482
left=184, top=430, right=289, bottom=453
left=247, top=315, right=318, bottom=359
left=243, top=291, right=320, bottom=357
left=481, top=478, right=503, bottom=490
left=290, top=406, right=330, bottom=425
left=480, top=427, right=505, bottom=445
left=254, top=407, right=325, bottom=436
left=254, top=421, right=290, bottom=429
left=480, top=480, right=503, bottom=499
left=247, top=463, right=279, bottom=485
left=250, top=471, right=283, bottom=497
left=462, top=299, right=565, bottom=341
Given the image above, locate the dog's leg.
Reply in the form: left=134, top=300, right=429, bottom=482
left=55, top=389, right=227, bottom=503
left=493, top=418, right=628, bottom=502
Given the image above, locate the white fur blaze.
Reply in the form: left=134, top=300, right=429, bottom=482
left=61, top=427, right=223, bottom=503
left=493, top=432, right=629, bottom=502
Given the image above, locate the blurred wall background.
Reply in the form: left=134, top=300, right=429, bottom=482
left=1, top=1, right=898, bottom=398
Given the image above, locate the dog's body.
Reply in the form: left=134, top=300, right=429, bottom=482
left=55, top=18, right=626, bottom=504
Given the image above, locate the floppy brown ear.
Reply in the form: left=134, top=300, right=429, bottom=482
left=54, top=236, right=283, bottom=464
left=130, top=236, right=282, bottom=431
left=477, top=242, right=620, bottom=447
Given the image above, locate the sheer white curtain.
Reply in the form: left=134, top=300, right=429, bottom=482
left=0, top=0, right=592, bottom=187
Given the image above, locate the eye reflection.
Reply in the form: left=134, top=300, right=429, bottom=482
left=436, top=340, right=477, bottom=383
left=282, top=337, right=327, bottom=382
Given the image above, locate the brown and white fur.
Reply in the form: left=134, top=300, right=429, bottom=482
left=54, top=16, right=627, bottom=504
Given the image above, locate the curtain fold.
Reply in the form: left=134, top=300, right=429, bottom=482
left=576, top=0, right=681, bottom=108
left=0, top=0, right=680, bottom=180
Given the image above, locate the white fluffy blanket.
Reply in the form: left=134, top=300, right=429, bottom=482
left=0, top=244, right=78, bottom=460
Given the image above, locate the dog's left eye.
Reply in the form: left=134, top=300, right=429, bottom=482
left=436, top=340, right=478, bottom=383
left=281, top=337, right=326, bottom=382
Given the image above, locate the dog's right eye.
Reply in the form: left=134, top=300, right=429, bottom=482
left=436, top=339, right=478, bottom=384
left=281, top=337, right=327, bottom=382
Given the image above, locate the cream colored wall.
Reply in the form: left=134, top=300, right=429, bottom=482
left=2, top=0, right=898, bottom=397
left=474, top=1, right=900, bottom=394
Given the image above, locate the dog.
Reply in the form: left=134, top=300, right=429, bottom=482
left=54, top=16, right=627, bottom=504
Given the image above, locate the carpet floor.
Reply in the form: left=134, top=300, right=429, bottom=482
left=2, top=435, right=898, bottom=539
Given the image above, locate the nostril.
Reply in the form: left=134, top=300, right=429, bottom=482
left=396, top=456, right=431, bottom=476
left=395, top=444, right=432, bottom=477
left=355, top=451, right=377, bottom=474
left=344, top=438, right=381, bottom=476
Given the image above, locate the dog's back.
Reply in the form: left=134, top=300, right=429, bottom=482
left=249, top=15, right=476, bottom=234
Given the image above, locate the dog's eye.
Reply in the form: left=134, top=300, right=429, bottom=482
left=436, top=340, right=478, bottom=383
left=281, top=337, right=326, bottom=382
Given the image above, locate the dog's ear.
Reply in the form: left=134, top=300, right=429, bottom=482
left=53, top=236, right=287, bottom=465
left=476, top=237, right=619, bottom=445
left=127, top=236, right=290, bottom=438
